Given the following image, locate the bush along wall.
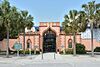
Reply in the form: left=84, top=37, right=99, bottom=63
left=59, top=48, right=73, bottom=54
left=76, top=43, right=86, bottom=54
left=66, top=48, right=73, bottom=54
left=59, top=43, right=86, bottom=54
left=94, top=47, right=100, bottom=52
left=19, top=50, right=40, bottom=55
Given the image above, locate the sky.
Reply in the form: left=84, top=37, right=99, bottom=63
left=2, top=0, right=100, bottom=26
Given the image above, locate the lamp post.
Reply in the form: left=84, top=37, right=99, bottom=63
left=54, top=51, right=56, bottom=59
left=42, top=49, right=43, bottom=59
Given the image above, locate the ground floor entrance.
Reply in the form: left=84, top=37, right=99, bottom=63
left=43, top=28, right=56, bottom=53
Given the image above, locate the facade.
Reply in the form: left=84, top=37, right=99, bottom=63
left=0, top=22, right=100, bottom=52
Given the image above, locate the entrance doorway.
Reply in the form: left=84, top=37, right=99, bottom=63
left=43, top=28, right=56, bottom=53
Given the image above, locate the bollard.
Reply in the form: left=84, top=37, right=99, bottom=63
left=17, top=50, right=19, bottom=57
left=42, top=51, right=43, bottom=59
left=54, top=52, right=56, bottom=59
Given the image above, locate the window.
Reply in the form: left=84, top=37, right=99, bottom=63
left=27, top=43, right=30, bottom=48
left=68, top=39, right=72, bottom=48
left=27, top=39, right=31, bottom=48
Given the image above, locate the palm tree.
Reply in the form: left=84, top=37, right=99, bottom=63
left=82, top=1, right=100, bottom=57
left=9, top=6, right=20, bottom=38
left=62, top=10, right=79, bottom=56
left=0, top=0, right=34, bottom=57
left=26, top=15, right=34, bottom=29
left=0, top=0, right=11, bottom=57
left=62, top=10, right=87, bottom=56
left=20, top=10, right=34, bottom=55
left=95, top=10, right=100, bottom=28
left=78, top=11, right=87, bottom=32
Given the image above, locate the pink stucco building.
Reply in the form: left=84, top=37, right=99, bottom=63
left=0, top=22, right=100, bottom=52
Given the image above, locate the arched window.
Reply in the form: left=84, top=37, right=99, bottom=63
left=68, top=39, right=72, bottom=48
left=27, top=39, right=31, bottom=49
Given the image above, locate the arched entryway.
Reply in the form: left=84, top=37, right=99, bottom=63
left=43, top=28, right=56, bottom=53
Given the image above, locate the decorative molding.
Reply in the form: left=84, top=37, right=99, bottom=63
left=39, top=26, right=47, bottom=27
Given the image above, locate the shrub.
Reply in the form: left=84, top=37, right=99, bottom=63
left=94, top=47, right=100, bottom=52
left=19, top=50, right=40, bottom=54
left=25, top=50, right=30, bottom=54
left=76, top=43, right=86, bottom=54
left=36, top=50, right=40, bottom=54
left=60, top=43, right=86, bottom=54
left=59, top=51, right=63, bottom=54
left=59, top=49, right=73, bottom=54
left=66, top=48, right=73, bottom=54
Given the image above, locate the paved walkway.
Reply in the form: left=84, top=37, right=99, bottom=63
left=34, top=52, right=62, bottom=60
left=0, top=53, right=100, bottom=67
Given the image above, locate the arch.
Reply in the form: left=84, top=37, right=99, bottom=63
left=26, top=39, right=32, bottom=49
left=42, top=27, right=57, bottom=36
left=43, top=27, right=56, bottom=52
left=68, top=39, right=72, bottom=48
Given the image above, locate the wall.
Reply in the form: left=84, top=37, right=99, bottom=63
left=39, top=22, right=60, bottom=51
left=1, top=39, right=17, bottom=51
left=81, top=39, right=100, bottom=51
left=19, top=34, right=39, bottom=50
left=65, top=34, right=81, bottom=49
left=59, top=34, right=66, bottom=51
left=0, top=22, right=100, bottom=51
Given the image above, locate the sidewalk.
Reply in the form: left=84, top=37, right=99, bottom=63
left=34, top=52, right=62, bottom=60
left=0, top=53, right=100, bottom=67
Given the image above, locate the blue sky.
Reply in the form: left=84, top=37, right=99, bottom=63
left=6, top=0, right=100, bottom=26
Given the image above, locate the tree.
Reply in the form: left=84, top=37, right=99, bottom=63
left=19, top=10, right=34, bottom=55
left=9, top=6, right=20, bottom=38
left=0, top=0, right=11, bottom=57
left=82, top=1, right=100, bottom=56
left=76, top=43, right=86, bottom=54
left=78, top=11, right=87, bottom=32
left=62, top=10, right=87, bottom=56
left=95, top=10, right=100, bottom=28
left=0, top=0, right=34, bottom=57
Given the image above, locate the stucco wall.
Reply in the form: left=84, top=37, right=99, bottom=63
left=65, top=35, right=81, bottom=49
left=59, top=35, right=66, bottom=50
left=39, top=22, right=60, bottom=51
left=0, top=39, right=17, bottom=51
left=66, top=35, right=73, bottom=49
left=81, top=39, right=100, bottom=51
left=0, top=22, right=100, bottom=51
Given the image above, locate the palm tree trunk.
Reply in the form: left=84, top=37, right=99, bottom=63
left=73, top=32, right=76, bottom=56
left=23, top=29, right=26, bottom=56
left=6, top=29, right=9, bottom=58
left=91, top=23, right=94, bottom=57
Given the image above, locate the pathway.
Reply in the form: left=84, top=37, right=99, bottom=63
left=34, top=52, right=62, bottom=60
left=0, top=53, right=100, bottom=67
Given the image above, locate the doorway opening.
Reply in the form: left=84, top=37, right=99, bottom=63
left=43, top=28, right=56, bottom=53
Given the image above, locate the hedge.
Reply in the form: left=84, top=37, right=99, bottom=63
left=94, top=47, right=100, bottom=52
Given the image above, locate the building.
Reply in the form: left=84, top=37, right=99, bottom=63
left=0, top=22, right=100, bottom=52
